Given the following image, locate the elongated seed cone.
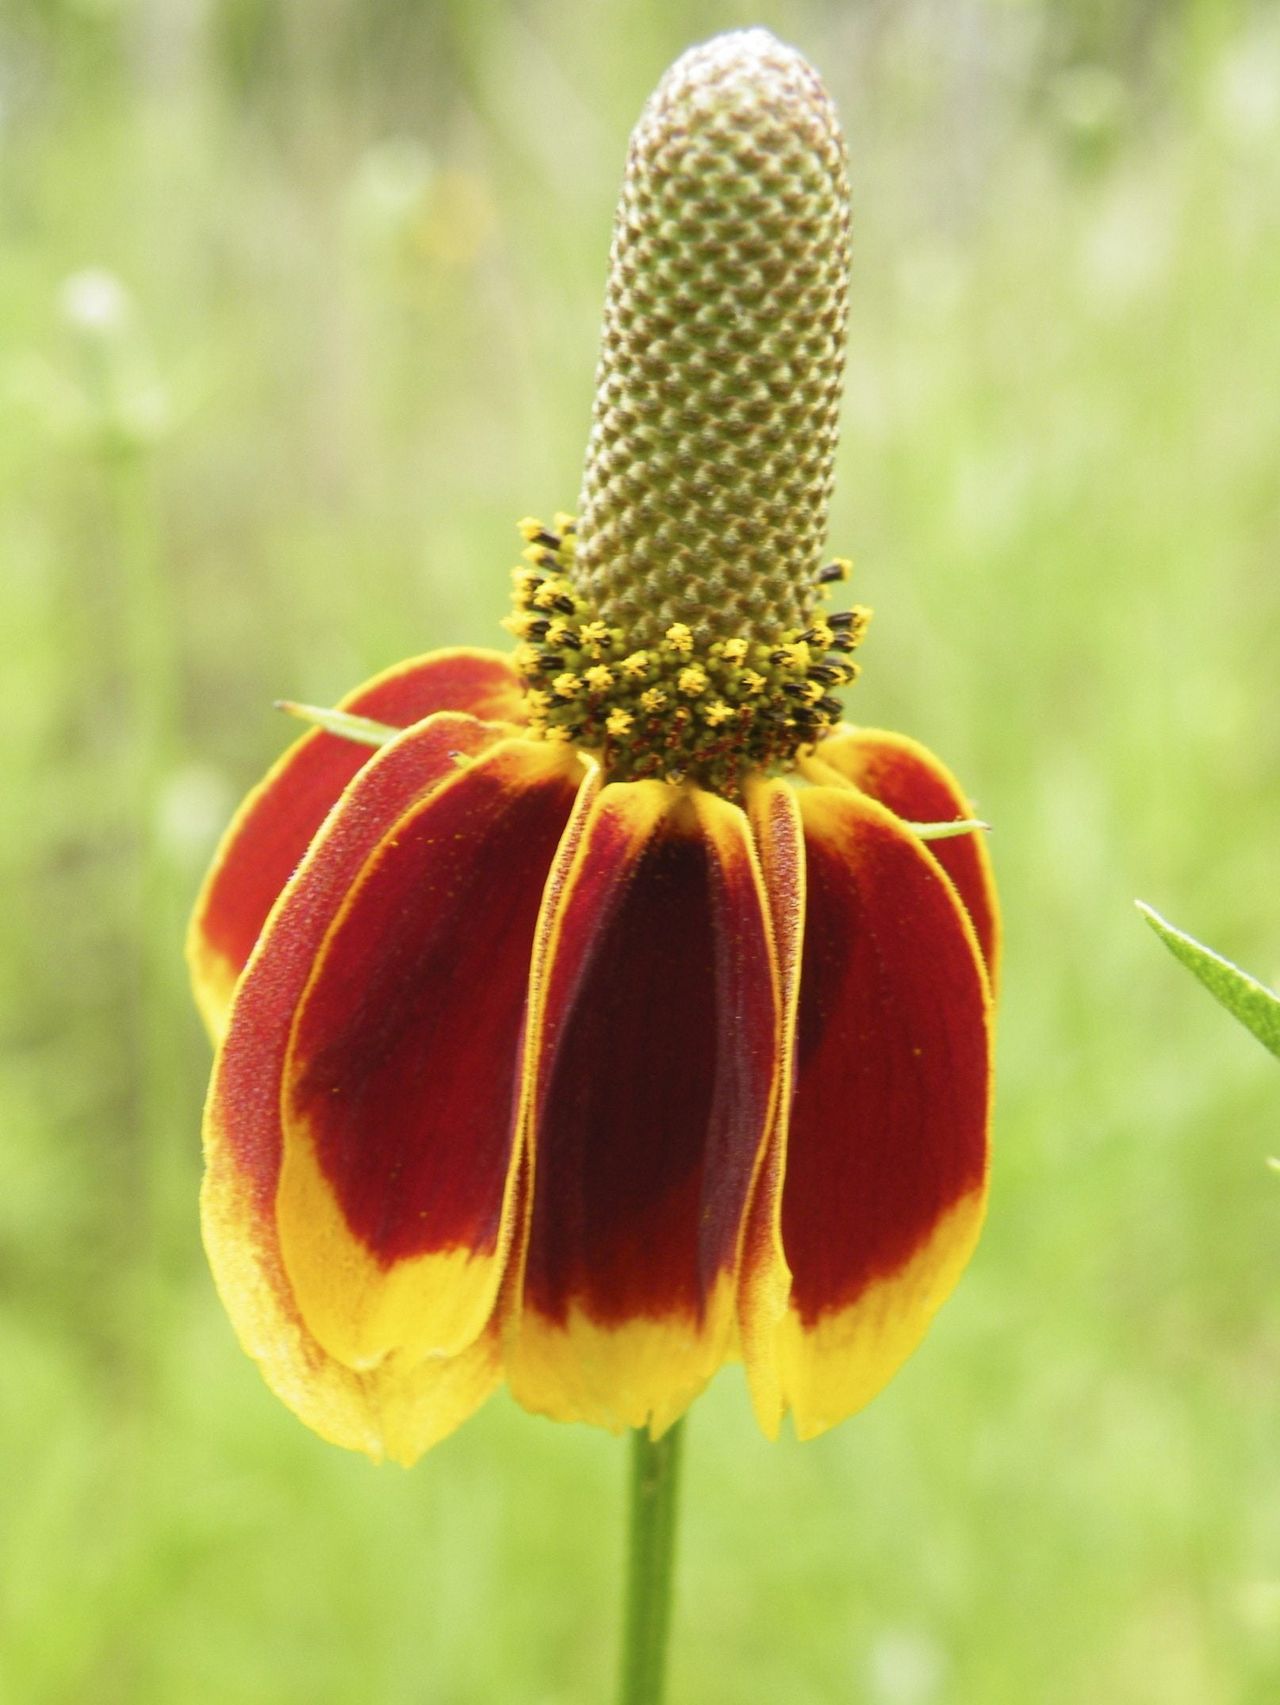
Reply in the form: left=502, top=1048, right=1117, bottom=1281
left=575, top=29, right=851, bottom=647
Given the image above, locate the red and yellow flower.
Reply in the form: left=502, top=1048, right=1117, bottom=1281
left=188, top=31, right=998, bottom=1465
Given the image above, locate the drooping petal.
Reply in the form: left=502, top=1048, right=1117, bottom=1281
left=806, top=726, right=1000, bottom=987
left=201, top=715, right=556, bottom=1463
left=276, top=739, right=587, bottom=1373
left=736, top=778, right=805, bottom=1375
left=203, top=1148, right=504, bottom=1466
left=188, top=648, right=525, bottom=1039
left=741, top=780, right=992, bottom=1442
left=507, top=781, right=781, bottom=1435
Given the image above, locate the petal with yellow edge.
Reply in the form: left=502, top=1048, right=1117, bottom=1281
left=276, top=738, right=587, bottom=1378
left=507, top=781, right=780, bottom=1435
left=188, top=648, right=525, bottom=1040
left=203, top=713, right=538, bottom=1464
left=807, top=726, right=1000, bottom=988
left=741, top=779, right=992, bottom=1442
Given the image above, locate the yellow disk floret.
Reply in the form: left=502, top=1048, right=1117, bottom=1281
left=507, top=518, right=871, bottom=796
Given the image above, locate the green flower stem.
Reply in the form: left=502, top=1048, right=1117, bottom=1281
left=619, top=1420, right=685, bottom=1705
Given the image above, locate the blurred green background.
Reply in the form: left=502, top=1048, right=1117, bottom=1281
left=2, top=1, right=1277, bottom=1700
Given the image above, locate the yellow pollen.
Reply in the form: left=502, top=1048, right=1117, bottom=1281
left=517, top=516, right=544, bottom=541
left=505, top=515, right=869, bottom=797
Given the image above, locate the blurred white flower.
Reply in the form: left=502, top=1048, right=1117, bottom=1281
left=1212, top=26, right=1280, bottom=147
left=156, top=764, right=238, bottom=865
left=347, top=138, right=436, bottom=237
left=60, top=267, right=133, bottom=339
left=867, top=1627, right=948, bottom=1705
left=56, top=266, right=171, bottom=447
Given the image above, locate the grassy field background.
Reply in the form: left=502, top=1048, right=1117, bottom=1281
left=1, top=1, right=1277, bottom=1700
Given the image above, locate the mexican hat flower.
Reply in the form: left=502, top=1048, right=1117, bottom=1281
left=189, top=30, right=997, bottom=1466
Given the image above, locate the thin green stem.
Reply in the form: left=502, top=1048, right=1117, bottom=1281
left=618, top=1419, right=685, bottom=1705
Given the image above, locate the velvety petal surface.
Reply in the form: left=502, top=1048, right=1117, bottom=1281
left=277, top=739, right=586, bottom=1373
left=507, top=781, right=781, bottom=1434
left=188, top=648, right=524, bottom=1039
left=742, top=780, right=992, bottom=1442
left=807, top=725, right=1000, bottom=987
left=201, top=714, right=545, bottom=1463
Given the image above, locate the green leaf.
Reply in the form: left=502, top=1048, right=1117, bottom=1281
left=1137, top=901, right=1280, bottom=1062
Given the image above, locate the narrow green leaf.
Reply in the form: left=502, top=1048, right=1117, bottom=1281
left=275, top=699, right=398, bottom=748
left=1137, top=901, right=1280, bottom=1062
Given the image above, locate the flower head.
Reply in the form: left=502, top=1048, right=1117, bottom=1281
left=189, top=30, right=997, bottom=1464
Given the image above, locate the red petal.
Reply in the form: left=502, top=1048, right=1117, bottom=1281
left=807, top=726, right=1000, bottom=989
left=741, top=781, right=992, bottom=1441
left=507, top=782, right=780, bottom=1433
left=276, top=740, right=586, bottom=1371
left=201, top=715, right=538, bottom=1461
left=188, top=649, right=524, bottom=1038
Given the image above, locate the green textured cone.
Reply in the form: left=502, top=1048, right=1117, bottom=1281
left=575, top=29, right=851, bottom=647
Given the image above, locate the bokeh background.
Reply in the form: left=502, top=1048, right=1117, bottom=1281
left=2, top=1, right=1277, bottom=1700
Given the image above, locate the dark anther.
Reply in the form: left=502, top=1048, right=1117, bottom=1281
left=828, top=609, right=857, bottom=628
left=525, top=617, right=551, bottom=639
left=534, top=530, right=561, bottom=550
left=819, top=695, right=844, bottom=717
left=816, top=561, right=847, bottom=584
left=551, top=595, right=578, bottom=616
left=830, top=634, right=857, bottom=652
